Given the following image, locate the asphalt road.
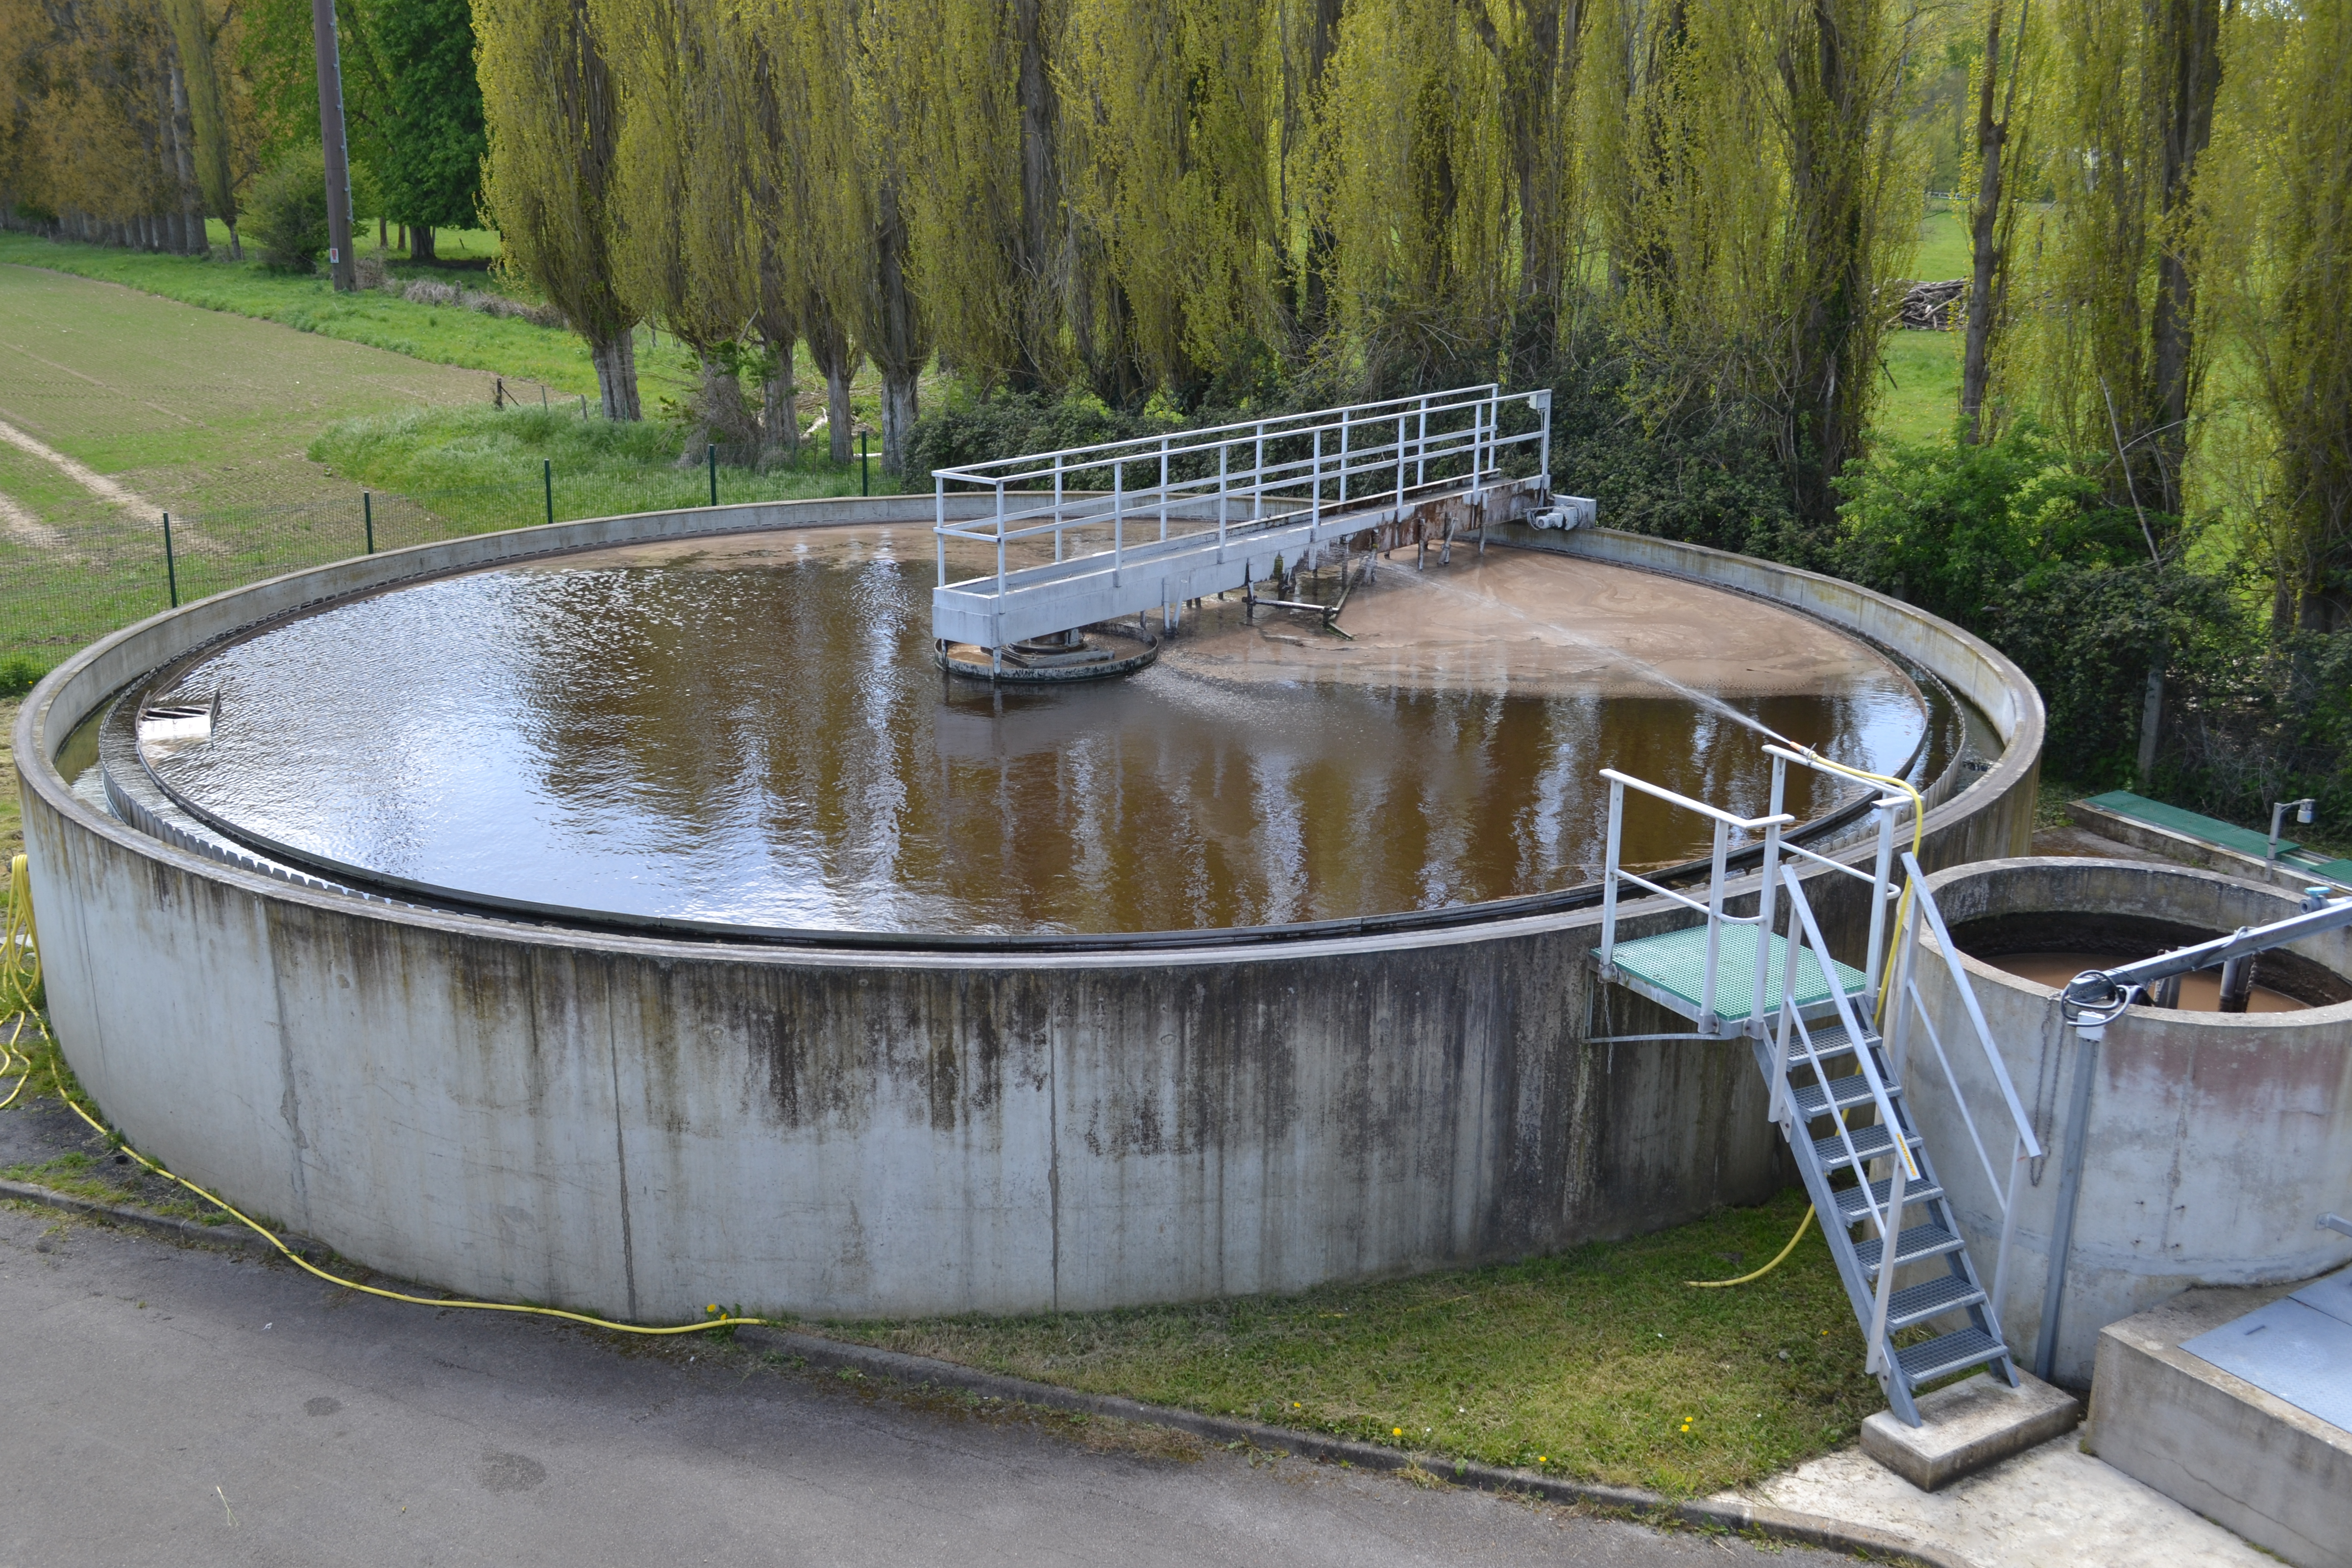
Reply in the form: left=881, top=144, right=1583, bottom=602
left=0, top=1205, right=1837, bottom=1568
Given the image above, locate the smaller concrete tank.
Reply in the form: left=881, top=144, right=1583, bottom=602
left=1904, top=857, right=2352, bottom=1386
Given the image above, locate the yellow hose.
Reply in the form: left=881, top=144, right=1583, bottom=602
left=1685, top=1205, right=1815, bottom=1288
left=1691, top=749, right=1926, bottom=1292
left=3, top=853, right=761, bottom=1338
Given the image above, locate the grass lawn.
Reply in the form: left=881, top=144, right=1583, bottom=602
left=1876, top=330, right=1962, bottom=445
left=312, top=405, right=896, bottom=536
left=0, top=261, right=495, bottom=663
left=1909, top=201, right=1973, bottom=281
left=821, top=1187, right=1882, bottom=1497
left=1, top=698, right=20, bottom=876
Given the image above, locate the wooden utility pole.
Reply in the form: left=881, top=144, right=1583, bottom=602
left=312, top=0, right=358, bottom=291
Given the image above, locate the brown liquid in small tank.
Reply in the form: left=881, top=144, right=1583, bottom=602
left=1986, top=953, right=2309, bottom=1013
left=145, top=527, right=1938, bottom=936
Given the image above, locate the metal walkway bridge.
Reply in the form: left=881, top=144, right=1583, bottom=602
left=930, top=385, right=1560, bottom=662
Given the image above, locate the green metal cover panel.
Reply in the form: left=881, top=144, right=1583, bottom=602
left=1609, top=926, right=1868, bottom=1023
left=2084, top=790, right=2294, bottom=861
left=2299, top=857, right=2352, bottom=890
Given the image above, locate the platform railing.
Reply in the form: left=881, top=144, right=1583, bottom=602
left=1596, top=769, right=1794, bottom=1034
left=932, top=385, right=1552, bottom=601
left=1881, top=851, right=2043, bottom=1336
left=1770, top=864, right=1923, bottom=1380
left=1596, top=750, right=1910, bottom=1037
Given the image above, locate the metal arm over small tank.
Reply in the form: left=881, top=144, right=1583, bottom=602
left=2060, top=886, right=2352, bottom=1032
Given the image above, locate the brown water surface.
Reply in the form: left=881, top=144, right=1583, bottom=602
left=143, top=527, right=1932, bottom=936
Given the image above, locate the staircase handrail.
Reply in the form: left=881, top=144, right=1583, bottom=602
left=1597, top=769, right=1794, bottom=1032
left=1773, top=865, right=1919, bottom=1378
left=1885, top=850, right=2041, bottom=1336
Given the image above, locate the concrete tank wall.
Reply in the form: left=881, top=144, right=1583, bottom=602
left=14, top=508, right=2043, bottom=1320
left=1905, top=857, right=2352, bottom=1387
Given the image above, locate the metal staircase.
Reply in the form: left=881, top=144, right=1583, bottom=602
left=1594, top=748, right=2043, bottom=1425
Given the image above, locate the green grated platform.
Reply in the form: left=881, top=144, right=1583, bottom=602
left=1605, top=925, right=1870, bottom=1027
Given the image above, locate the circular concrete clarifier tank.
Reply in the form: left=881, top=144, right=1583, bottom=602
left=1907, top=857, right=2352, bottom=1387
left=16, top=503, right=2045, bottom=1322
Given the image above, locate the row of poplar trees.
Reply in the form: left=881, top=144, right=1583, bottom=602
left=481, top=0, right=2345, bottom=633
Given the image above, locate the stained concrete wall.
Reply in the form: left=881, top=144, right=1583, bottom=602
left=1906, top=858, right=2352, bottom=1386
left=15, top=510, right=2042, bottom=1320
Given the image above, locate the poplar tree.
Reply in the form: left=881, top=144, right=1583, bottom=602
left=1062, top=0, right=1287, bottom=399
left=2024, top=0, right=2228, bottom=522
left=595, top=0, right=759, bottom=457
left=844, top=0, right=936, bottom=473
left=2208, top=3, right=2351, bottom=632
left=479, top=0, right=643, bottom=418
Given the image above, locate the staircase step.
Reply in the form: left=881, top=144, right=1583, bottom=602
left=1810, top=1119, right=1922, bottom=1171
left=1853, top=1220, right=1967, bottom=1277
left=1885, top=1272, right=1987, bottom=1330
left=1894, top=1325, right=2010, bottom=1385
left=1781, top=1019, right=1871, bottom=1065
left=1789, top=1073, right=1891, bottom=1120
left=1831, top=1176, right=1947, bottom=1226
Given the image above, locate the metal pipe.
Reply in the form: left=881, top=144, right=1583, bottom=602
left=2063, top=893, right=2352, bottom=1018
left=544, top=457, right=553, bottom=527
left=2034, top=1022, right=2102, bottom=1382
left=2217, top=953, right=2257, bottom=1013
left=363, top=491, right=373, bottom=554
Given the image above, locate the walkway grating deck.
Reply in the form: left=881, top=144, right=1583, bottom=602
left=1606, top=925, right=1870, bottom=1030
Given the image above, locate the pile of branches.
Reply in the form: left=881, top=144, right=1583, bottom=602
left=1891, top=279, right=1966, bottom=330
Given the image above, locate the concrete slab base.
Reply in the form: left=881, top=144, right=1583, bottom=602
left=1860, top=1370, right=2082, bottom=1490
left=2086, top=1285, right=2352, bottom=1568
left=1727, top=1433, right=2276, bottom=1568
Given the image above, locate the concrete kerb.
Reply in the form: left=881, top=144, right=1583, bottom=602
left=0, top=1174, right=328, bottom=1260
left=733, top=1324, right=1978, bottom=1568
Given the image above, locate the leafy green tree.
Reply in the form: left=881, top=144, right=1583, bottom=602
left=370, top=0, right=486, bottom=257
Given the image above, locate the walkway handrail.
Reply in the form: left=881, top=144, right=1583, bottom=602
left=1883, top=849, right=2042, bottom=1338
left=933, top=385, right=1552, bottom=597
left=1597, top=768, right=1793, bottom=1032
left=1772, top=865, right=1918, bottom=1379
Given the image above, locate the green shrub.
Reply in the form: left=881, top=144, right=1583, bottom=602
left=0, top=652, right=43, bottom=697
left=246, top=148, right=332, bottom=273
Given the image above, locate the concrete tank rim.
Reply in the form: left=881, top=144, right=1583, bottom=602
left=17, top=502, right=2045, bottom=970
left=1917, top=853, right=2352, bottom=1026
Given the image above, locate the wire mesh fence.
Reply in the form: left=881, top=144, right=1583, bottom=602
left=2, top=439, right=879, bottom=679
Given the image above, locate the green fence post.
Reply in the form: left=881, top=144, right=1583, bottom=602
left=364, top=491, right=375, bottom=553
left=707, top=443, right=718, bottom=507
left=861, top=430, right=870, bottom=497
left=544, top=458, right=554, bottom=527
left=162, top=512, right=178, bottom=607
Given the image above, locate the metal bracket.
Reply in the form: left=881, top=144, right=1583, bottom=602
left=2321, top=1213, right=2352, bottom=1241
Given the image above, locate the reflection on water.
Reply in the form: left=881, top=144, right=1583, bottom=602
left=149, top=531, right=1928, bottom=935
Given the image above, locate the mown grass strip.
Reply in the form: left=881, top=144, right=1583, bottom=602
left=822, top=1188, right=1881, bottom=1498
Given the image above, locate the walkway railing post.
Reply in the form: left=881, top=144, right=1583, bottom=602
left=1311, top=428, right=1321, bottom=531
left=363, top=491, right=374, bottom=554
left=1113, top=455, right=1124, bottom=582
left=162, top=512, right=178, bottom=607
left=1337, top=409, right=1349, bottom=510
left=1217, top=442, right=1229, bottom=558
left=1159, top=435, right=1169, bottom=542
left=1598, top=777, right=1625, bottom=972
left=935, top=475, right=946, bottom=586
left=1417, top=397, right=1429, bottom=488
left=1253, top=423, right=1265, bottom=521
left=1054, top=453, right=1065, bottom=562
